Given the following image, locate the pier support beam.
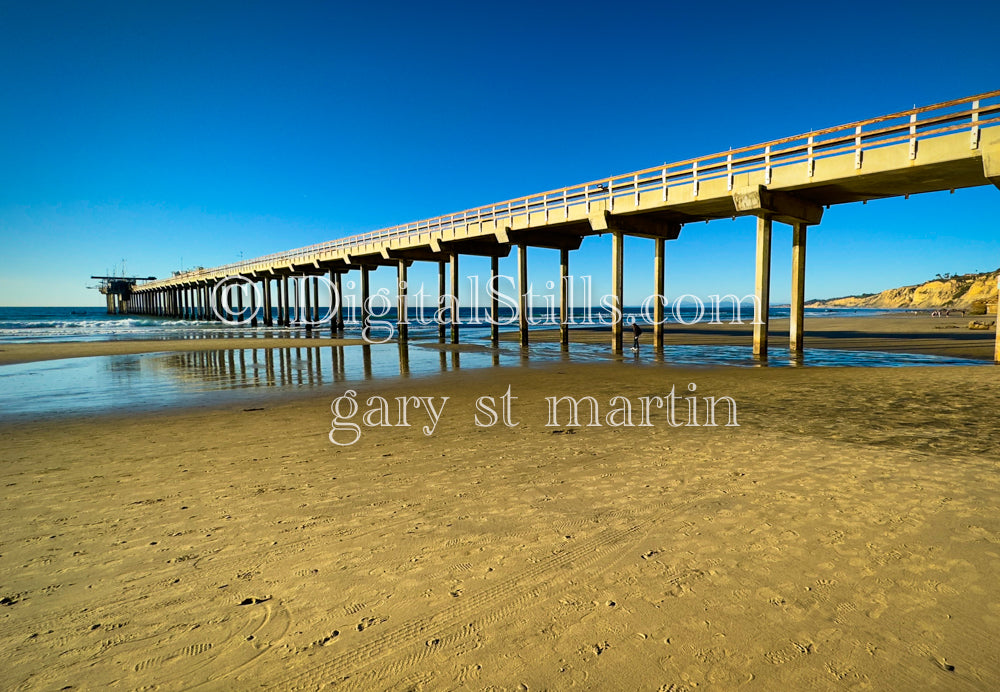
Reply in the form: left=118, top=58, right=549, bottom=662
left=332, top=271, right=343, bottom=333
left=312, top=276, right=320, bottom=325
left=654, top=237, right=665, bottom=350
left=249, top=280, right=258, bottom=327
left=360, top=266, right=371, bottom=337
left=790, top=222, right=807, bottom=353
left=611, top=230, right=624, bottom=354
left=518, top=244, right=529, bottom=347
left=303, top=276, right=313, bottom=332
left=437, top=261, right=446, bottom=341
left=397, top=261, right=408, bottom=342
left=215, top=281, right=225, bottom=322
left=280, top=276, right=289, bottom=326
left=753, top=216, right=773, bottom=357
left=560, top=248, right=569, bottom=346
left=450, top=253, right=460, bottom=344
left=263, top=278, right=273, bottom=326
left=490, top=256, right=500, bottom=346
left=995, top=286, right=1000, bottom=363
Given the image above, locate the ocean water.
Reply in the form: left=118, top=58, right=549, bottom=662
left=0, top=305, right=898, bottom=344
left=0, top=306, right=983, bottom=421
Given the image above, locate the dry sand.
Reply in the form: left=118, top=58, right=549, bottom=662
left=1, top=318, right=999, bottom=690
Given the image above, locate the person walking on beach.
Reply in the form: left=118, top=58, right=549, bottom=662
left=632, top=320, right=642, bottom=352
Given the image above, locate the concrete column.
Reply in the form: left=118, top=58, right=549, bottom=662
left=560, top=248, right=569, bottom=346
left=215, top=281, right=225, bottom=322
left=450, top=253, right=460, bottom=344
left=397, top=261, right=408, bottom=341
left=263, top=278, right=273, bottom=326
left=106, top=293, right=113, bottom=314
left=360, top=267, right=371, bottom=337
left=654, top=237, right=665, bottom=350
left=995, top=307, right=1000, bottom=363
left=753, top=216, right=773, bottom=357
left=437, top=261, right=446, bottom=340
left=334, top=272, right=344, bottom=331
left=994, top=272, right=1000, bottom=363
left=250, top=280, right=259, bottom=327
left=790, top=222, right=807, bottom=353
left=303, top=276, right=313, bottom=332
left=236, top=281, right=245, bottom=325
left=611, top=230, right=624, bottom=354
left=518, top=244, right=529, bottom=347
left=311, top=276, right=319, bottom=324
left=280, top=276, right=289, bottom=326
left=490, top=255, right=500, bottom=346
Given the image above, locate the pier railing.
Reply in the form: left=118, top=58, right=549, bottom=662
left=158, top=90, right=1000, bottom=285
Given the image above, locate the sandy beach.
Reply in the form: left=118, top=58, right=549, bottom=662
left=1, top=317, right=999, bottom=690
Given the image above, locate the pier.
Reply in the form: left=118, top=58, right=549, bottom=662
left=122, top=92, right=1000, bottom=362
left=92, top=275, right=156, bottom=314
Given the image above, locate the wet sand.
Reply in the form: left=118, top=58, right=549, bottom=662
left=504, top=313, right=998, bottom=361
left=0, top=312, right=994, bottom=367
left=1, top=319, right=999, bottom=689
left=0, top=336, right=366, bottom=367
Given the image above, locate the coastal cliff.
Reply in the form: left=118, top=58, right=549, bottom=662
left=807, top=269, right=999, bottom=312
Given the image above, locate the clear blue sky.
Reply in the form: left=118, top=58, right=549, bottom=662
left=1, top=0, right=998, bottom=307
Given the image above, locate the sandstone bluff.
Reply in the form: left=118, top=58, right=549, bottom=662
left=807, top=269, right=999, bottom=312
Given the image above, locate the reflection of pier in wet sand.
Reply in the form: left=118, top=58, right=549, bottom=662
left=152, top=342, right=497, bottom=389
